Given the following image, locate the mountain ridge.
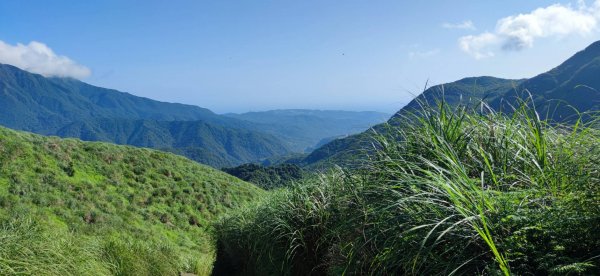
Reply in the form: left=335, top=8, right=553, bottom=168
left=302, top=40, right=600, bottom=169
left=0, top=63, right=293, bottom=167
left=225, top=109, right=390, bottom=152
left=0, top=64, right=389, bottom=167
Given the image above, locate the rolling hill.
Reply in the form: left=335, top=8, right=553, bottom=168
left=0, top=63, right=291, bottom=167
left=0, top=64, right=390, bottom=167
left=0, top=64, right=219, bottom=133
left=55, top=118, right=290, bottom=168
left=302, top=40, right=600, bottom=169
left=0, top=125, right=264, bottom=275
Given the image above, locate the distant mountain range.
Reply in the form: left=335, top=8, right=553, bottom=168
left=302, top=40, right=600, bottom=169
left=225, top=109, right=389, bottom=152
left=0, top=64, right=387, bottom=167
left=6, top=38, right=597, bottom=170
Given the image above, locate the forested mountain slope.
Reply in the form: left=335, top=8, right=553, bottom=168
left=0, top=64, right=291, bottom=167
left=302, top=40, right=600, bottom=169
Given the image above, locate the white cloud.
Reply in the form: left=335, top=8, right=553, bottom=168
left=0, top=40, right=91, bottom=79
left=459, top=33, right=499, bottom=59
left=459, top=1, right=600, bottom=59
left=442, top=20, right=476, bottom=30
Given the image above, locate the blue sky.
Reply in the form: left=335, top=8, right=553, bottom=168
left=1, top=1, right=599, bottom=113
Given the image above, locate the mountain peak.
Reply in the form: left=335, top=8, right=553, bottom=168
left=545, top=40, right=600, bottom=77
left=583, top=40, right=600, bottom=52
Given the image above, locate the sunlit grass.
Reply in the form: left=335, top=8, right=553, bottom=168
left=215, top=98, right=600, bottom=275
left=0, top=127, right=264, bottom=275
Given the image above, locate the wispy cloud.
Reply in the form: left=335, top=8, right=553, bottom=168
left=460, top=1, right=600, bottom=59
left=0, top=40, right=90, bottom=79
left=442, top=20, right=476, bottom=30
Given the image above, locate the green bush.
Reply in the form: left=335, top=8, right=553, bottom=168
left=0, top=217, right=110, bottom=276
left=215, top=100, right=600, bottom=275
left=0, top=127, right=264, bottom=275
left=222, top=163, right=305, bottom=189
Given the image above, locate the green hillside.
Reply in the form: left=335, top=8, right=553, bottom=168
left=302, top=77, right=520, bottom=169
left=491, top=40, right=600, bottom=121
left=0, top=64, right=394, bottom=167
left=0, top=64, right=293, bottom=167
left=55, top=118, right=290, bottom=168
left=215, top=101, right=600, bottom=275
left=302, top=40, right=600, bottom=170
left=225, top=110, right=390, bottom=152
left=0, top=64, right=218, bottom=133
left=0, top=126, right=264, bottom=275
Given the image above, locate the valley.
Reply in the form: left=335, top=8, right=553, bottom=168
left=0, top=64, right=389, bottom=167
left=2, top=2, right=600, bottom=275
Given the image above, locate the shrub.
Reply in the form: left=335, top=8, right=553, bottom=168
left=215, top=100, right=600, bottom=275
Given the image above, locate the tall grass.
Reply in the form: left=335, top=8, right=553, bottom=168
left=215, top=99, right=600, bottom=275
left=0, top=215, right=217, bottom=276
left=0, top=126, right=264, bottom=275
left=0, top=217, right=110, bottom=275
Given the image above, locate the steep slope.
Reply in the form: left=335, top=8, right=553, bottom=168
left=225, top=110, right=390, bottom=152
left=302, top=77, right=520, bottom=168
left=303, top=40, right=600, bottom=169
left=56, top=118, right=290, bottom=168
left=0, top=125, right=264, bottom=274
left=215, top=102, right=600, bottom=275
left=491, top=40, right=600, bottom=121
left=0, top=64, right=219, bottom=133
left=0, top=64, right=292, bottom=167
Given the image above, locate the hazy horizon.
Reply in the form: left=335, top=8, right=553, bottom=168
left=2, top=0, right=600, bottom=113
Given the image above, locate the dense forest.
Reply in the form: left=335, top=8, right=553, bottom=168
left=222, top=163, right=304, bottom=189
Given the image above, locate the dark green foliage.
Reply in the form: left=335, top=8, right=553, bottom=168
left=491, top=40, right=600, bottom=122
left=303, top=77, right=521, bottom=169
left=0, top=64, right=217, bottom=132
left=222, top=163, right=304, bottom=189
left=0, top=63, right=292, bottom=167
left=258, top=152, right=309, bottom=167
left=215, top=102, right=600, bottom=275
left=225, top=110, right=389, bottom=152
left=0, top=126, right=264, bottom=275
left=56, top=118, right=291, bottom=168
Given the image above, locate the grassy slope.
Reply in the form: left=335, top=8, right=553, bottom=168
left=0, top=126, right=264, bottom=275
left=215, top=102, right=600, bottom=275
